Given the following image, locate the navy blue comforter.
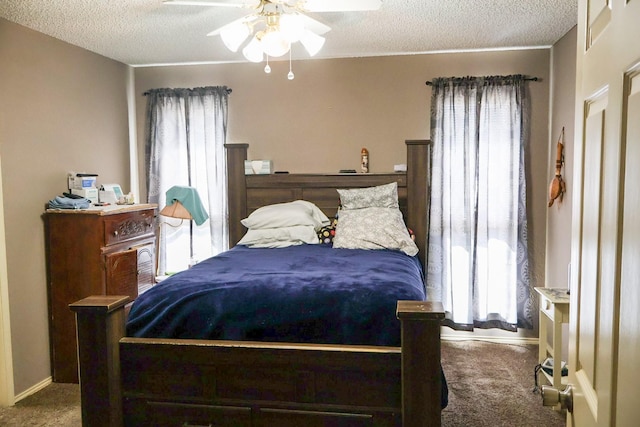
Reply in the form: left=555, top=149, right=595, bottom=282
left=127, top=244, right=425, bottom=346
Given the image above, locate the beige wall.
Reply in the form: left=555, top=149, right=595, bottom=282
left=545, top=26, right=577, bottom=361
left=546, top=27, right=576, bottom=290
left=135, top=48, right=551, bottom=339
left=135, top=50, right=551, bottom=174
left=0, top=18, right=131, bottom=395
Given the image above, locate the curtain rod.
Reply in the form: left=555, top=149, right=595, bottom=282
left=425, top=76, right=539, bottom=86
left=142, top=87, right=232, bottom=95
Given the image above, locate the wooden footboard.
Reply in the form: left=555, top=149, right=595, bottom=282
left=71, top=296, right=444, bottom=427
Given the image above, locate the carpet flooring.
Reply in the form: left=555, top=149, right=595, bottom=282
left=441, top=340, right=566, bottom=427
left=0, top=340, right=565, bottom=426
left=0, top=383, right=80, bottom=426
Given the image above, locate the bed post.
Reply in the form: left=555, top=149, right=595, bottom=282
left=405, top=140, right=430, bottom=270
left=70, top=295, right=129, bottom=427
left=225, top=143, right=249, bottom=247
left=397, top=300, right=444, bottom=427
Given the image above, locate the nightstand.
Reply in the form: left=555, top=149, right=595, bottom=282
left=535, top=287, right=570, bottom=390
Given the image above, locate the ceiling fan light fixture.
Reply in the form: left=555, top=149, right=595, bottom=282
left=279, top=13, right=305, bottom=43
left=261, top=29, right=290, bottom=57
left=300, top=29, right=325, bottom=57
left=220, top=22, right=251, bottom=52
left=166, top=0, right=382, bottom=79
left=242, top=36, right=263, bottom=62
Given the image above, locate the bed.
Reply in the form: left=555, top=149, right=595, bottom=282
left=70, top=140, right=445, bottom=427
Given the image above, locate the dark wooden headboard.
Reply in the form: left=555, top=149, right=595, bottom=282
left=225, top=140, right=430, bottom=267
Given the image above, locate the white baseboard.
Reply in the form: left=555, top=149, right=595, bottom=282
left=13, top=377, right=52, bottom=404
left=442, top=334, right=539, bottom=345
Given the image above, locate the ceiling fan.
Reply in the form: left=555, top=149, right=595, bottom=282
left=163, top=0, right=382, bottom=64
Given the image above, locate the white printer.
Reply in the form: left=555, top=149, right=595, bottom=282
left=68, top=173, right=99, bottom=204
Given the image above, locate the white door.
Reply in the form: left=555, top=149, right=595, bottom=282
left=568, top=0, right=640, bottom=426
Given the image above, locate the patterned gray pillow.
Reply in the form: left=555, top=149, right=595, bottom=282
left=332, top=207, right=418, bottom=256
left=337, top=182, right=399, bottom=210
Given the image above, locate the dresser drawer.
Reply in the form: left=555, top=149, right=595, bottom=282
left=125, top=400, right=252, bottom=427
left=104, top=209, right=155, bottom=246
left=540, top=297, right=555, bottom=321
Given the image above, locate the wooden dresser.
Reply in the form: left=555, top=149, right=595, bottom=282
left=44, top=204, right=157, bottom=383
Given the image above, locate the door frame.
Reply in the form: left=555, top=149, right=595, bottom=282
left=0, top=154, right=15, bottom=406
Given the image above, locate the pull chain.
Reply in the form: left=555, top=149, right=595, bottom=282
left=287, top=48, right=294, bottom=80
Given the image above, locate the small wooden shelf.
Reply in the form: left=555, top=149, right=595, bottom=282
left=535, top=287, right=570, bottom=391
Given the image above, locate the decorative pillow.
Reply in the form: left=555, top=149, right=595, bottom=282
left=317, top=225, right=336, bottom=244
left=337, top=182, right=399, bottom=210
left=241, top=200, right=330, bottom=230
left=237, top=225, right=320, bottom=248
left=318, top=206, right=341, bottom=243
left=332, top=207, right=418, bottom=256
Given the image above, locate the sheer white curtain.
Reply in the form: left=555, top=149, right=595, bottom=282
left=427, top=75, right=533, bottom=331
left=145, top=87, right=230, bottom=275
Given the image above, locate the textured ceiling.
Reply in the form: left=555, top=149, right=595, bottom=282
left=0, top=0, right=577, bottom=66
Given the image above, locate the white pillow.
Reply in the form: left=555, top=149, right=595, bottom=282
left=332, top=207, right=418, bottom=256
left=337, top=182, right=399, bottom=210
left=241, top=200, right=330, bottom=230
left=237, top=225, right=320, bottom=248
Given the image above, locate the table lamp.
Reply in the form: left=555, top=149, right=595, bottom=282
left=159, top=186, right=208, bottom=271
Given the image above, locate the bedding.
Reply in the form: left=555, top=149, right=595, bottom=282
left=337, top=181, right=399, bottom=209
left=240, top=199, right=330, bottom=229
left=333, top=207, right=419, bottom=256
left=333, top=182, right=419, bottom=256
left=237, top=225, right=320, bottom=247
left=238, top=199, right=331, bottom=248
left=126, top=243, right=426, bottom=347
left=317, top=224, right=336, bottom=244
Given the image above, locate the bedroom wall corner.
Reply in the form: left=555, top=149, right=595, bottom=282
left=0, top=18, right=131, bottom=397
left=546, top=27, right=577, bottom=294
left=544, top=26, right=577, bottom=362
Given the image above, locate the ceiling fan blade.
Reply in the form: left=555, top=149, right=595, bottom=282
left=297, top=13, right=331, bottom=35
left=301, top=0, right=382, bottom=12
left=207, top=15, right=258, bottom=36
left=163, top=0, right=256, bottom=8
